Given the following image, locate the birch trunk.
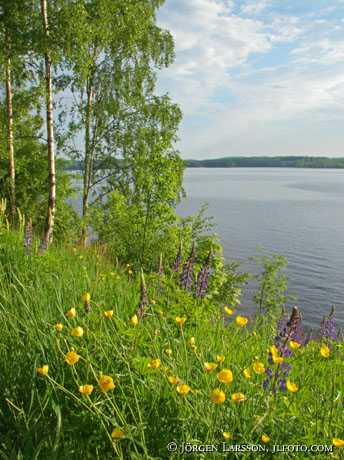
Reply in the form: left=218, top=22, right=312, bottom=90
left=5, top=32, right=16, bottom=223
left=40, top=0, right=56, bottom=250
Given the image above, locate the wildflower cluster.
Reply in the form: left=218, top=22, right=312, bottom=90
left=263, top=307, right=302, bottom=393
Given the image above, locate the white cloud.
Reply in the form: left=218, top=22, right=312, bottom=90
left=241, top=0, right=272, bottom=15
left=156, top=0, right=344, bottom=157
left=292, top=38, right=344, bottom=65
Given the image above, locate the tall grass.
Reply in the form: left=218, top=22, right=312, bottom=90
left=0, top=231, right=343, bottom=459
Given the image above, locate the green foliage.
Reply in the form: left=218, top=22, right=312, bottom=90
left=0, top=234, right=342, bottom=459
left=252, top=253, right=290, bottom=317
left=0, top=140, right=80, bottom=243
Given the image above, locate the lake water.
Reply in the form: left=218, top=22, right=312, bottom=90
left=178, top=168, right=344, bottom=330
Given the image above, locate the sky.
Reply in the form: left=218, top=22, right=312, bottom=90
left=156, top=0, right=344, bottom=159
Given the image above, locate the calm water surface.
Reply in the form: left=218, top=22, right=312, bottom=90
left=178, top=168, right=344, bottom=329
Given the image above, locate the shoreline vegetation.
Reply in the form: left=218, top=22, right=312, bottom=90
left=63, top=156, right=344, bottom=171
left=186, top=156, right=344, bottom=168
left=0, top=229, right=343, bottom=458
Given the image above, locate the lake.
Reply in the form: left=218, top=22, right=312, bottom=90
left=178, top=168, right=344, bottom=330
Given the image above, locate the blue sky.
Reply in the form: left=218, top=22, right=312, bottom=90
left=156, top=0, right=344, bottom=159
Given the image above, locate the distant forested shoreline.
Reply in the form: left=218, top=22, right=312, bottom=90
left=63, top=156, right=344, bottom=170
left=186, top=156, right=344, bottom=168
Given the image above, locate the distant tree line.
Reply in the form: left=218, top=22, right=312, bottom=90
left=186, top=156, right=344, bottom=168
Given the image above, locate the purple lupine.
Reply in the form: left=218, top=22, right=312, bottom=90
left=180, top=242, right=196, bottom=290
left=275, top=306, right=304, bottom=352
left=24, top=218, right=33, bottom=256
left=320, top=306, right=337, bottom=341
left=263, top=379, right=270, bottom=390
left=172, top=241, right=183, bottom=273
left=278, top=378, right=287, bottom=392
left=135, top=270, right=148, bottom=319
left=195, top=250, right=212, bottom=298
left=266, top=368, right=273, bottom=379
left=263, top=307, right=303, bottom=393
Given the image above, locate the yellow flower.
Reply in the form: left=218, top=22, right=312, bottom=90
left=82, top=292, right=91, bottom=304
left=188, top=337, right=196, bottom=347
left=129, top=314, right=138, bottom=326
left=187, top=337, right=196, bottom=352
left=71, top=326, right=84, bottom=338
left=54, top=323, right=64, bottom=332
left=176, top=384, right=191, bottom=395
left=289, top=340, right=301, bottom=350
left=261, top=434, right=270, bottom=443
left=111, top=427, right=124, bottom=440
left=148, top=358, right=161, bottom=369
left=320, top=344, right=330, bottom=358
left=204, top=362, right=218, bottom=373
left=216, top=354, right=225, bottom=363
left=272, top=355, right=284, bottom=364
left=224, top=306, right=234, bottom=315
left=243, top=368, right=252, bottom=379
left=217, top=369, right=233, bottom=384
left=151, top=299, right=156, bottom=305
left=65, top=351, right=80, bottom=366
left=235, top=315, right=248, bottom=327
left=269, top=345, right=279, bottom=355
left=333, top=438, right=344, bottom=448
left=286, top=379, right=298, bottom=393
left=231, top=392, right=246, bottom=403
left=36, top=365, right=49, bottom=376
left=269, top=345, right=283, bottom=363
left=165, top=348, right=173, bottom=357
left=168, top=375, right=180, bottom=385
left=210, top=388, right=226, bottom=404
left=223, top=432, right=232, bottom=440
left=253, top=361, right=265, bottom=374
left=252, top=331, right=257, bottom=337
left=66, top=307, right=76, bottom=318
left=103, top=310, right=113, bottom=318
left=175, top=315, right=187, bottom=326
left=98, top=375, right=115, bottom=392
left=79, top=384, right=94, bottom=395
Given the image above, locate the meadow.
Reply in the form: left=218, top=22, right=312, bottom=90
left=0, top=229, right=343, bottom=460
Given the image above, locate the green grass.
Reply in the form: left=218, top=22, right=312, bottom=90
left=0, top=231, right=343, bottom=459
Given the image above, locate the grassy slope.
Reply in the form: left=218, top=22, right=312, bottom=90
left=0, top=231, right=343, bottom=459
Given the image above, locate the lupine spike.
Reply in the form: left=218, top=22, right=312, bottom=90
left=320, top=305, right=337, bottom=340
left=180, top=241, right=196, bottom=290
left=195, top=250, right=212, bottom=298
left=265, top=306, right=304, bottom=393
left=172, top=241, right=183, bottom=272
left=286, top=306, right=303, bottom=342
left=135, top=270, right=148, bottom=319
left=24, top=218, right=33, bottom=256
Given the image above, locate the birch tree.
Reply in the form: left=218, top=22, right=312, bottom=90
left=59, top=0, right=180, bottom=245
left=39, top=0, right=56, bottom=249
